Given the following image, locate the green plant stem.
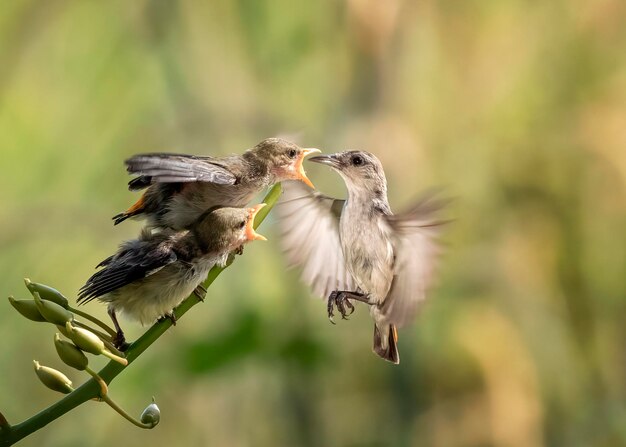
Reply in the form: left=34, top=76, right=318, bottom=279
left=84, top=367, right=108, bottom=397
left=0, top=184, right=282, bottom=447
left=0, top=412, right=9, bottom=431
left=68, top=307, right=117, bottom=337
left=101, top=395, right=154, bottom=429
left=100, top=349, right=128, bottom=366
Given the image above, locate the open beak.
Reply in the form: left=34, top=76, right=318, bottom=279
left=309, top=153, right=341, bottom=170
left=295, top=148, right=321, bottom=189
left=246, top=203, right=267, bottom=241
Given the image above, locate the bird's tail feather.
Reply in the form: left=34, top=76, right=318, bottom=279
left=112, top=194, right=146, bottom=225
left=373, top=324, right=399, bottom=364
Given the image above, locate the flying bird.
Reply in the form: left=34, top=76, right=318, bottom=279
left=277, top=151, right=447, bottom=364
left=79, top=204, right=267, bottom=349
left=113, top=138, right=319, bottom=230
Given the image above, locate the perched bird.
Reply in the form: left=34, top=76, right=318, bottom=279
left=79, top=204, right=268, bottom=349
left=113, top=138, right=320, bottom=230
left=277, top=151, right=446, bottom=364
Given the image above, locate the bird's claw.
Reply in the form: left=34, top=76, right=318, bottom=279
left=344, top=299, right=355, bottom=316
left=159, top=312, right=177, bottom=326
left=234, top=245, right=244, bottom=256
left=194, top=284, right=207, bottom=302
left=327, top=295, right=336, bottom=324
left=112, top=332, right=129, bottom=352
left=327, top=291, right=355, bottom=324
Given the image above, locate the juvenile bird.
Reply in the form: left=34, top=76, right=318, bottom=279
left=79, top=204, right=267, bottom=349
left=114, top=138, right=319, bottom=230
left=277, top=151, right=446, bottom=364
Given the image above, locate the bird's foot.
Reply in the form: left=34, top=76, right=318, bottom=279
left=327, top=291, right=365, bottom=324
left=158, top=311, right=177, bottom=326
left=107, top=307, right=129, bottom=351
left=194, top=284, right=207, bottom=302
left=234, top=245, right=244, bottom=256
left=112, top=331, right=129, bottom=352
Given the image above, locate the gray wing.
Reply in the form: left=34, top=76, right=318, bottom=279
left=276, top=181, right=356, bottom=299
left=381, top=193, right=449, bottom=327
left=78, top=237, right=177, bottom=304
left=125, top=153, right=237, bottom=186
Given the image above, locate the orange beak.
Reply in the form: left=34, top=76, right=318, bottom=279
left=246, top=203, right=267, bottom=241
left=295, top=148, right=321, bottom=189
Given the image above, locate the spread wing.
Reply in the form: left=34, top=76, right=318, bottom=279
left=78, top=237, right=177, bottom=304
left=276, top=181, right=356, bottom=299
left=125, top=153, right=237, bottom=188
left=381, top=193, right=449, bottom=327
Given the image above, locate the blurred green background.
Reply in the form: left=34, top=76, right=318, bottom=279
left=1, top=1, right=625, bottom=446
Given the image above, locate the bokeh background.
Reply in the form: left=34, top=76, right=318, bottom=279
left=1, top=1, right=625, bottom=446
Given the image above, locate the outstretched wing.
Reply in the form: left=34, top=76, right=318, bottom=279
left=381, top=193, right=449, bottom=327
left=125, top=153, right=237, bottom=187
left=78, top=238, right=177, bottom=304
left=276, top=181, right=356, bottom=299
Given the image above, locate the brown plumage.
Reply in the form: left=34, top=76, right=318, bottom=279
left=81, top=205, right=267, bottom=349
left=114, top=138, right=319, bottom=230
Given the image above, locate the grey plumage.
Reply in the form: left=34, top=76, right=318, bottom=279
left=80, top=205, right=267, bottom=348
left=124, top=153, right=238, bottom=185
left=114, top=138, right=319, bottom=229
left=277, top=151, right=447, bottom=364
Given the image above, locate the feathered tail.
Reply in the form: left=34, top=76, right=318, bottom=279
left=373, top=324, right=399, bottom=364
left=112, top=194, right=146, bottom=225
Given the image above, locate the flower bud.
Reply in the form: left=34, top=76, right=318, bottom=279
left=65, top=322, right=128, bottom=366
left=140, top=398, right=160, bottom=427
left=65, top=322, right=105, bottom=355
left=33, top=360, right=74, bottom=394
left=54, top=333, right=88, bottom=371
left=8, top=296, right=46, bottom=322
left=24, top=278, right=69, bottom=308
left=56, top=324, right=71, bottom=338
left=33, top=292, right=73, bottom=325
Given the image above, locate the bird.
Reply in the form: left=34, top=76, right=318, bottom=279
left=277, top=151, right=447, bottom=364
left=113, top=138, right=320, bottom=230
left=79, top=204, right=268, bottom=349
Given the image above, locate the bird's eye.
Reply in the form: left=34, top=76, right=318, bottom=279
left=238, top=220, right=246, bottom=229
left=287, top=149, right=297, bottom=159
left=352, top=155, right=364, bottom=166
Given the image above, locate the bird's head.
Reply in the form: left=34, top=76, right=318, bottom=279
left=309, top=151, right=387, bottom=197
left=251, top=138, right=320, bottom=189
left=194, top=204, right=267, bottom=253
